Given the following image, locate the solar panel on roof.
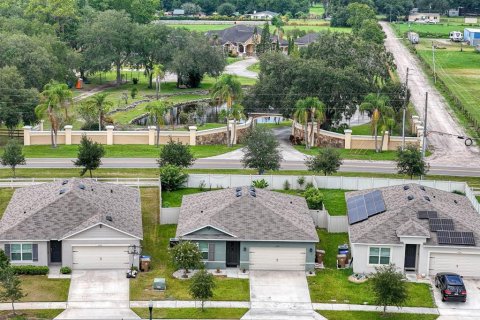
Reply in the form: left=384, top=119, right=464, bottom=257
left=347, top=190, right=386, bottom=225
left=417, top=211, right=438, bottom=219
left=429, top=218, right=455, bottom=231
left=437, top=231, right=476, bottom=246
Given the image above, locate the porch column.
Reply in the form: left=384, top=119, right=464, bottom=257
left=64, top=125, right=72, bottom=145
left=106, top=125, right=114, bottom=145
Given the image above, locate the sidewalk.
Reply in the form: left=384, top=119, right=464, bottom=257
left=1, top=301, right=438, bottom=314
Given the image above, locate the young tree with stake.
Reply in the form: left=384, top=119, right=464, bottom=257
left=0, top=140, right=26, bottom=178
left=73, top=135, right=105, bottom=178
left=189, top=269, right=216, bottom=311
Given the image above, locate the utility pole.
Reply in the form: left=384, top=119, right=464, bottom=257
left=421, top=92, right=428, bottom=160
left=402, top=67, right=409, bottom=150
left=432, top=42, right=437, bottom=84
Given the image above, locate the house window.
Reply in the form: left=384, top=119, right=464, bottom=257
left=199, top=243, right=209, bottom=260
left=369, top=247, right=390, bottom=265
left=10, top=244, right=33, bottom=261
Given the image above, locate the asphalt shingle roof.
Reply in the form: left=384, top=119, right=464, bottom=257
left=207, top=25, right=262, bottom=45
left=176, top=187, right=318, bottom=242
left=347, top=184, right=480, bottom=246
left=0, top=179, right=142, bottom=240
left=294, top=33, right=320, bottom=46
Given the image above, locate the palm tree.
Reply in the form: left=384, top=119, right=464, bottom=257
left=293, top=99, right=310, bottom=149
left=85, top=93, right=113, bottom=131
left=210, top=74, right=243, bottom=147
left=360, top=93, right=393, bottom=152
left=35, top=81, right=73, bottom=148
left=153, top=64, right=165, bottom=100
left=146, top=100, right=169, bottom=147
left=230, top=104, right=245, bottom=144
left=308, top=98, right=326, bottom=148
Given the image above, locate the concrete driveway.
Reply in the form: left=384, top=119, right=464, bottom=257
left=242, top=271, right=325, bottom=320
left=432, top=278, right=480, bottom=320
left=55, top=270, right=139, bottom=320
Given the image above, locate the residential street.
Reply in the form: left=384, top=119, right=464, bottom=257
left=380, top=22, right=480, bottom=166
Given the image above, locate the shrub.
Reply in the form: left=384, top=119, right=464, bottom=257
left=81, top=122, right=104, bottom=131
left=297, top=176, right=305, bottom=189
left=170, top=241, right=202, bottom=277
left=158, top=139, right=196, bottom=168
left=160, top=165, right=189, bottom=191
left=60, top=266, right=71, bottom=274
left=130, top=87, right=138, bottom=99
left=304, top=187, right=324, bottom=210
left=132, top=77, right=139, bottom=85
left=452, top=190, right=466, bottom=196
left=11, top=265, right=49, bottom=275
left=252, top=179, right=269, bottom=189
left=163, top=201, right=171, bottom=208
left=305, top=182, right=314, bottom=190
left=283, top=180, right=290, bottom=190
left=199, top=180, right=206, bottom=191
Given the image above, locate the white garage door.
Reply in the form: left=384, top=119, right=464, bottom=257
left=73, top=246, right=130, bottom=270
left=429, top=252, right=480, bottom=277
left=249, top=247, right=306, bottom=271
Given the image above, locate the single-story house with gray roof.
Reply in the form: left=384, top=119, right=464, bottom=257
left=347, top=184, right=480, bottom=277
left=0, top=179, right=142, bottom=270
left=176, top=187, right=319, bottom=271
left=294, top=33, right=320, bottom=48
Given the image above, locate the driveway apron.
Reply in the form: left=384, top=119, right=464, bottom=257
left=433, top=278, right=480, bottom=320
left=55, top=270, right=139, bottom=320
left=242, top=271, right=325, bottom=320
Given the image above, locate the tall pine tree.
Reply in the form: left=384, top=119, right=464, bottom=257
left=257, top=22, right=271, bottom=55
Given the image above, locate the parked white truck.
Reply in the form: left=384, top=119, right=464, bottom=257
left=408, top=32, right=420, bottom=44
left=450, top=31, right=463, bottom=42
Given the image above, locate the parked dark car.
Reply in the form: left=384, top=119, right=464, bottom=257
left=435, top=273, right=467, bottom=302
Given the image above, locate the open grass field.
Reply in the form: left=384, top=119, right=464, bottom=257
left=0, top=144, right=241, bottom=159
left=167, top=23, right=351, bottom=33
left=318, top=311, right=438, bottom=320
left=413, top=40, right=480, bottom=126
left=392, top=22, right=480, bottom=39
left=308, top=231, right=435, bottom=307
left=129, top=188, right=250, bottom=301
left=132, top=308, right=248, bottom=319
left=309, top=5, right=325, bottom=16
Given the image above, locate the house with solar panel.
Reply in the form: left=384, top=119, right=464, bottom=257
left=346, top=184, right=480, bottom=277
left=175, top=187, right=319, bottom=271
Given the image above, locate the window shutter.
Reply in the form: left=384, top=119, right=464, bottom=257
left=4, top=244, right=10, bottom=258
left=208, top=243, right=215, bottom=261
left=32, top=244, right=38, bottom=262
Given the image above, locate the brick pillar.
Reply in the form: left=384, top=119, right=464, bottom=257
left=64, top=125, right=72, bottom=145
left=148, top=126, right=156, bottom=146
left=344, top=129, right=352, bottom=149
left=382, top=131, right=389, bottom=151
left=23, top=126, right=32, bottom=146
left=106, top=125, right=114, bottom=145
left=189, top=126, right=197, bottom=146
left=40, top=120, right=44, bottom=131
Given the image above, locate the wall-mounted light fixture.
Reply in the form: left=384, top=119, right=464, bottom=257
left=243, top=247, right=247, bottom=252
left=309, top=248, right=313, bottom=253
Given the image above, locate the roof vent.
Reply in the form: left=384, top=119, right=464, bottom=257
left=403, top=185, right=410, bottom=190
left=420, top=186, right=426, bottom=191
left=454, top=200, right=458, bottom=204
left=407, top=195, right=414, bottom=201
left=78, top=184, right=85, bottom=190
left=236, top=191, right=242, bottom=197
left=424, top=196, right=430, bottom=201
left=59, top=188, right=66, bottom=195
left=249, top=186, right=256, bottom=192
left=250, top=190, right=256, bottom=198
left=91, top=187, right=94, bottom=191
left=106, top=215, right=113, bottom=222
left=235, top=187, right=242, bottom=192
left=290, top=201, right=293, bottom=204
left=110, top=189, right=113, bottom=193
left=62, top=180, right=68, bottom=185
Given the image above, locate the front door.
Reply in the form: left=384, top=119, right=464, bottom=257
left=226, top=242, right=240, bottom=267
left=404, top=244, right=417, bottom=271
left=50, top=240, right=62, bottom=263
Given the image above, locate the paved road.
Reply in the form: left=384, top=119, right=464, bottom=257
left=225, top=57, right=259, bottom=79
left=380, top=22, right=480, bottom=166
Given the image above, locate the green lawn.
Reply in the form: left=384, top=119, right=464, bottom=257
left=309, top=4, right=325, bottom=16
left=20, top=276, right=70, bottom=302
left=6, top=144, right=241, bottom=159
left=318, top=311, right=438, bottom=320
left=0, top=310, right=64, bottom=320
left=0, top=189, right=14, bottom=218
left=294, top=145, right=399, bottom=161
left=162, top=188, right=206, bottom=207
left=247, top=62, right=260, bottom=73
left=132, top=308, right=248, bottom=319
left=273, top=189, right=347, bottom=216
left=129, top=188, right=250, bottom=301
left=392, top=22, right=480, bottom=39
left=167, top=23, right=351, bottom=34
left=309, top=230, right=435, bottom=307
left=256, top=120, right=292, bottom=129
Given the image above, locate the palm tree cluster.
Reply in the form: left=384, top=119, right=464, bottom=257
left=293, top=97, right=326, bottom=149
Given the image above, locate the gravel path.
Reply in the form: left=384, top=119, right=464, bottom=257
left=380, top=22, right=479, bottom=166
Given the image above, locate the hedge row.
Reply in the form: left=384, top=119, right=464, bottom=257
left=12, top=265, right=49, bottom=275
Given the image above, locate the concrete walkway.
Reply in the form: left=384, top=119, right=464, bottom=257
left=225, top=58, right=259, bottom=79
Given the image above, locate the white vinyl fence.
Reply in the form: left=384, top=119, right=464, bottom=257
left=0, top=177, right=160, bottom=188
